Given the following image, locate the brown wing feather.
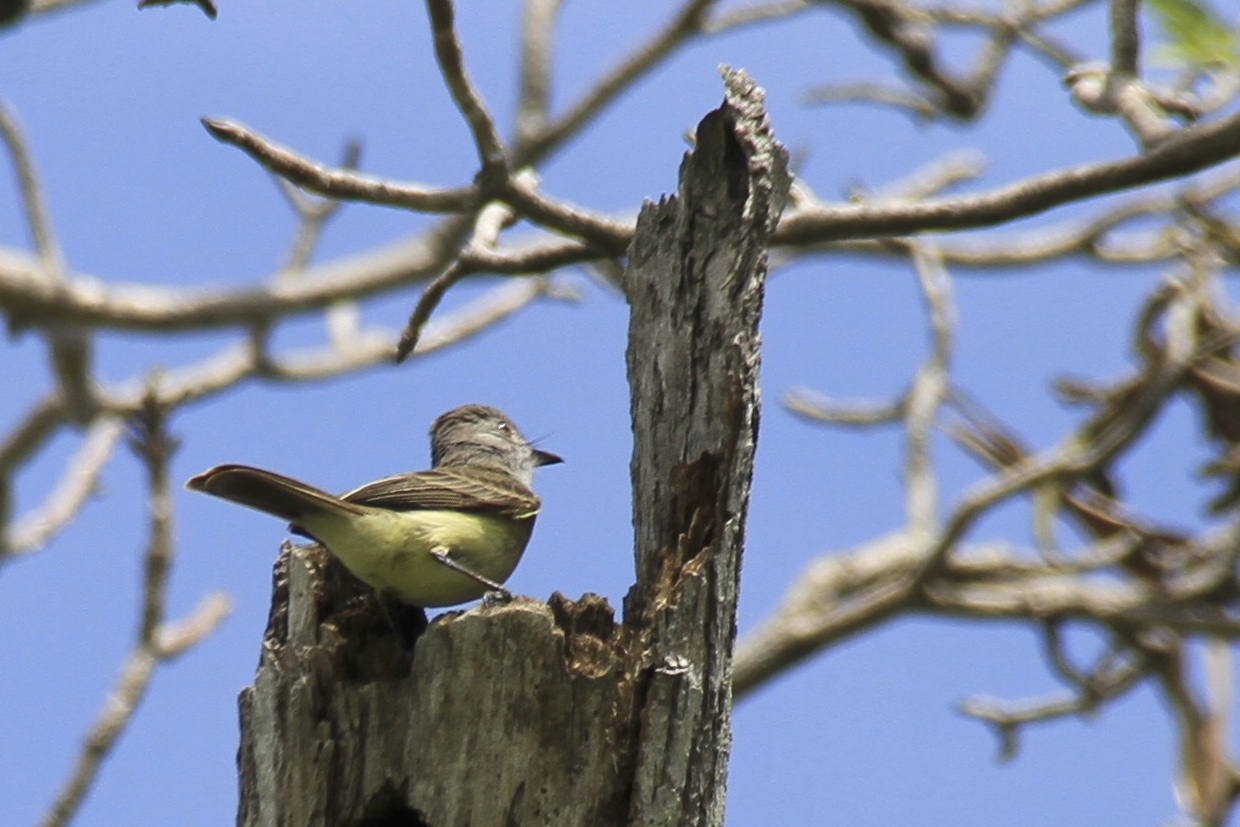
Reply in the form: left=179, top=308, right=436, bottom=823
left=186, top=464, right=368, bottom=521
left=341, top=466, right=540, bottom=517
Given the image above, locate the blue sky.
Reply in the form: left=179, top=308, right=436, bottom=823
left=0, top=1, right=1230, bottom=824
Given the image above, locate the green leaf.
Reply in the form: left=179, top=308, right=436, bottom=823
left=1147, top=0, right=1240, bottom=70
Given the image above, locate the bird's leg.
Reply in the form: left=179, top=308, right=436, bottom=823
left=429, top=548, right=513, bottom=601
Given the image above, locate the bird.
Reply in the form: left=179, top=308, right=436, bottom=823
left=185, top=404, right=561, bottom=608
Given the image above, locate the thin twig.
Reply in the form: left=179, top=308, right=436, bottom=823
left=394, top=168, right=601, bottom=361
left=872, top=149, right=988, bottom=201
left=0, top=101, right=64, bottom=280
left=958, top=653, right=1145, bottom=760
left=0, top=394, right=65, bottom=562
left=38, top=384, right=228, bottom=827
left=501, top=175, right=631, bottom=251
left=516, top=0, right=561, bottom=144
left=0, top=393, right=62, bottom=472
left=1108, top=0, right=1139, bottom=78
left=39, top=648, right=160, bottom=827
left=425, top=0, right=508, bottom=177
left=275, top=138, right=362, bottom=275
left=0, top=101, right=98, bottom=422
left=705, top=0, right=809, bottom=33
left=3, top=415, right=123, bottom=556
left=201, top=118, right=477, bottom=213
left=272, top=138, right=364, bottom=349
left=783, top=388, right=905, bottom=427
left=903, top=240, right=954, bottom=534
left=395, top=262, right=473, bottom=363
left=513, top=0, right=716, bottom=167
left=802, top=82, right=941, bottom=121
left=201, top=116, right=628, bottom=251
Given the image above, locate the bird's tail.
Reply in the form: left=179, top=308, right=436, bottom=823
left=185, top=464, right=367, bottom=523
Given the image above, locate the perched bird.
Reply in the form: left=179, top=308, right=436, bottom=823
left=186, top=404, right=561, bottom=608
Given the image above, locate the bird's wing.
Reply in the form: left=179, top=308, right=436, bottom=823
left=341, top=466, right=541, bottom=517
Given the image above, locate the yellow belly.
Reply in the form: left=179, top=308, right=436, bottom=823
left=299, top=507, right=535, bottom=607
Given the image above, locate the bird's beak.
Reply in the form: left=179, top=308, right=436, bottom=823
left=533, top=448, right=564, bottom=467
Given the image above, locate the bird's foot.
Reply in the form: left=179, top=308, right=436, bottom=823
left=481, top=588, right=515, bottom=608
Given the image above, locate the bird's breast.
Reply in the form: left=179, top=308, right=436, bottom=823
left=303, top=507, right=537, bottom=608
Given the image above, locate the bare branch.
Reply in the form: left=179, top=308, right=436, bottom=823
left=958, top=652, right=1145, bottom=760
left=0, top=101, right=99, bottom=422
left=733, top=533, right=922, bottom=698
left=1016, top=26, right=1082, bottom=70
left=3, top=415, right=123, bottom=557
left=873, top=149, right=987, bottom=200
left=202, top=116, right=628, bottom=253
left=1108, top=0, right=1139, bottom=77
left=514, top=0, right=716, bottom=166
left=949, top=532, right=1143, bottom=577
left=1145, top=635, right=1240, bottom=823
left=1067, top=61, right=1181, bottom=149
left=734, top=517, right=1240, bottom=701
left=516, top=0, right=561, bottom=143
left=455, top=235, right=602, bottom=274
left=836, top=162, right=1240, bottom=268
left=0, top=217, right=474, bottom=330
left=803, top=82, right=941, bottom=121
left=395, top=262, right=472, bottom=363
left=425, top=0, right=508, bottom=176
left=740, top=267, right=1240, bottom=706
left=500, top=175, right=631, bottom=251
left=395, top=170, right=583, bottom=361
left=924, top=569, right=1240, bottom=633
left=12, top=118, right=1238, bottom=335
left=776, top=108, right=1240, bottom=243
left=705, top=0, right=809, bottom=33
left=783, top=388, right=905, bottom=427
left=916, top=336, right=1191, bottom=580
left=0, top=392, right=61, bottom=472
left=39, top=647, right=158, bottom=827
left=155, top=591, right=231, bottom=658
left=128, top=277, right=572, bottom=404
left=128, top=390, right=176, bottom=644
left=38, top=383, right=229, bottom=827
left=0, top=101, right=64, bottom=280
left=272, top=139, right=364, bottom=349
left=829, top=0, right=999, bottom=119
left=903, top=241, right=954, bottom=534
left=416, top=276, right=579, bottom=352
left=275, top=138, right=362, bottom=276
left=201, top=117, right=477, bottom=213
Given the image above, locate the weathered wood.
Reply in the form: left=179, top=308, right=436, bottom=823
left=622, top=68, right=789, bottom=827
left=235, top=69, right=787, bottom=827
left=237, top=544, right=629, bottom=826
